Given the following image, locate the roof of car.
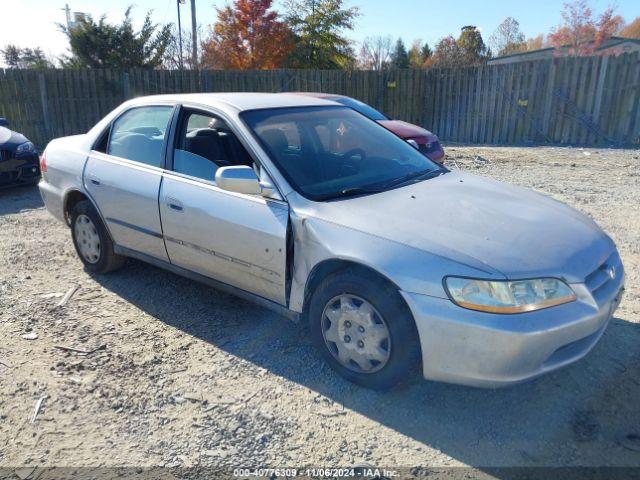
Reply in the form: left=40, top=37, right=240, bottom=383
left=288, top=92, right=347, bottom=100
left=126, top=92, right=339, bottom=112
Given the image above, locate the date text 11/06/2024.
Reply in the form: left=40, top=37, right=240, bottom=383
left=232, top=467, right=399, bottom=478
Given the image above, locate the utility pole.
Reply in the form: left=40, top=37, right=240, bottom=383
left=61, top=3, right=72, bottom=30
left=310, top=0, right=316, bottom=67
left=190, top=0, right=198, bottom=69
left=177, top=0, right=185, bottom=69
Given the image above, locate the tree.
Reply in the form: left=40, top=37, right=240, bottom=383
left=60, top=7, right=172, bottom=68
left=427, top=27, right=489, bottom=68
left=358, top=36, right=393, bottom=70
left=457, top=25, right=490, bottom=65
left=489, top=17, right=526, bottom=56
left=164, top=25, right=203, bottom=69
left=284, top=0, right=359, bottom=69
left=391, top=38, right=409, bottom=69
left=1, top=45, right=22, bottom=68
left=525, top=34, right=546, bottom=51
left=406, top=40, right=431, bottom=69
left=619, top=17, right=640, bottom=39
left=1, top=45, right=53, bottom=69
left=421, top=42, right=432, bottom=60
left=201, top=0, right=292, bottom=70
left=548, top=0, right=624, bottom=56
left=408, top=40, right=423, bottom=68
left=429, top=36, right=462, bottom=68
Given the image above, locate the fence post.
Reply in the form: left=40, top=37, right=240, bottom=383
left=123, top=71, right=131, bottom=100
left=38, top=72, right=51, bottom=145
left=592, top=55, right=609, bottom=125
left=541, top=60, right=556, bottom=140
left=203, top=70, right=210, bottom=91
left=280, top=69, right=289, bottom=92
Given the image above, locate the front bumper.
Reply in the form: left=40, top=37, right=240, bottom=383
left=0, top=153, right=40, bottom=187
left=401, top=259, right=625, bottom=388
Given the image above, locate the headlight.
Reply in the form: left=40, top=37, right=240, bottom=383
left=16, top=141, right=36, bottom=155
left=444, top=277, right=576, bottom=314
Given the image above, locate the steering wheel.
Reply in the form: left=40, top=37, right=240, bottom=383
left=338, top=148, right=366, bottom=177
left=342, top=148, right=367, bottom=162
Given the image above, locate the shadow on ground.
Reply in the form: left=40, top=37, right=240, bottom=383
left=0, top=184, right=43, bottom=215
left=2, top=187, right=639, bottom=469
left=92, top=257, right=640, bottom=469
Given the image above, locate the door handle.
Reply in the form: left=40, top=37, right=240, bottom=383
left=88, top=175, right=101, bottom=186
left=166, top=197, right=183, bottom=212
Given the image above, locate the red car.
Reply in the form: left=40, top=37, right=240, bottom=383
left=290, top=93, right=445, bottom=163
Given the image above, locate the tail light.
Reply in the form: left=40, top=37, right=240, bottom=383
left=40, top=151, right=47, bottom=173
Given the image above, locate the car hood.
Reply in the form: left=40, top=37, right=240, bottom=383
left=377, top=120, right=436, bottom=142
left=0, top=126, right=28, bottom=148
left=306, top=171, right=614, bottom=282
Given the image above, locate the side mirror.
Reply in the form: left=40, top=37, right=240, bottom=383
left=215, top=165, right=263, bottom=195
left=0, top=118, right=9, bottom=128
left=406, top=139, right=419, bottom=150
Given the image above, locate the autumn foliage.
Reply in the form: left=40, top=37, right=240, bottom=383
left=619, top=17, right=640, bottom=39
left=548, top=0, right=624, bottom=56
left=201, top=0, right=293, bottom=70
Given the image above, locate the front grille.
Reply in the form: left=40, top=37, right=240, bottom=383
left=21, top=166, right=40, bottom=178
left=585, top=251, right=622, bottom=294
left=0, top=149, right=11, bottom=162
left=0, top=171, right=19, bottom=184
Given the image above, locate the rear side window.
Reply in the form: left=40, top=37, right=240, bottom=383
left=107, top=106, right=173, bottom=167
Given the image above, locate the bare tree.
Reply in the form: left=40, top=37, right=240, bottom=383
left=358, top=36, right=393, bottom=70
left=164, top=25, right=203, bottom=69
left=489, top=17, right=526, bottom=57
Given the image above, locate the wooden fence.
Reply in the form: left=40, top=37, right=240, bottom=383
left=1, top=53, right=639, bottom=149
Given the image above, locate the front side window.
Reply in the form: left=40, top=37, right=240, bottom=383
left=107, top=106, right=173, bottom=167
left=242, top=106, right=444, bottom=200
left=172, top=110, right=254, bottom=182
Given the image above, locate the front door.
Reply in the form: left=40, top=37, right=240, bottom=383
left=159, top=108, right=289, bottom=304
left=85, top=105, right=175, bottom=261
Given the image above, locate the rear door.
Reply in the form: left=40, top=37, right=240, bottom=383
left=159, top=107, right=289, bottom=304
left=85, top=104, right=175, bottom=261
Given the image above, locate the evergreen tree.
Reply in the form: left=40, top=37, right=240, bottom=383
left=391, top=38, right=409, bottom=68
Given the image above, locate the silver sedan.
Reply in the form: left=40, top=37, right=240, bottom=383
left=38, top=93, right=625, bottom=389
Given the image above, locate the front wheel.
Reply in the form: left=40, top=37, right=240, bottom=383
left=70, top=200, right=125, bottom=274
left=308, top=270, right=421, bottom=390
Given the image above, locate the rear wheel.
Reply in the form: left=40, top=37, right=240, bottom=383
left=70, top=200, right=125, bottom=274
left=308, top=269, right=421, bottom=390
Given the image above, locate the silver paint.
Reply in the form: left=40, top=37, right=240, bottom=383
left=38, top=93, right=626, bottom=388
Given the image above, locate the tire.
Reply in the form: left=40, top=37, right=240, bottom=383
left=308, top=269, right=421, bottom=390
left=70, top=200, right=125, bottom=274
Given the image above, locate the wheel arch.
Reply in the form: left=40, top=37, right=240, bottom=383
left=302, top=258, right=405, bottom=316
left=63, top=189, right=89, bottom=225
left=62, top=189, right=113, bottom=243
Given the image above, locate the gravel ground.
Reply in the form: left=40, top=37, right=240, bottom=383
left=0, top=146, right=639, bottom=473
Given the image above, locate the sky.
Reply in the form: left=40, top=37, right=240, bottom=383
left=0, top=0, right=638, bottom=63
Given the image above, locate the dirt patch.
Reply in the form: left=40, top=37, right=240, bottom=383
left=0, top=146, right=639, bottom=470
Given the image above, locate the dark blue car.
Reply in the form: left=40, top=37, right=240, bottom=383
left=0, top=118, right=40, bottom=187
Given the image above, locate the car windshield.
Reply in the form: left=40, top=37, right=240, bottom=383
left=334, top=98, right=388, bottom=121
left=242, top=106, right=444, bottom=201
